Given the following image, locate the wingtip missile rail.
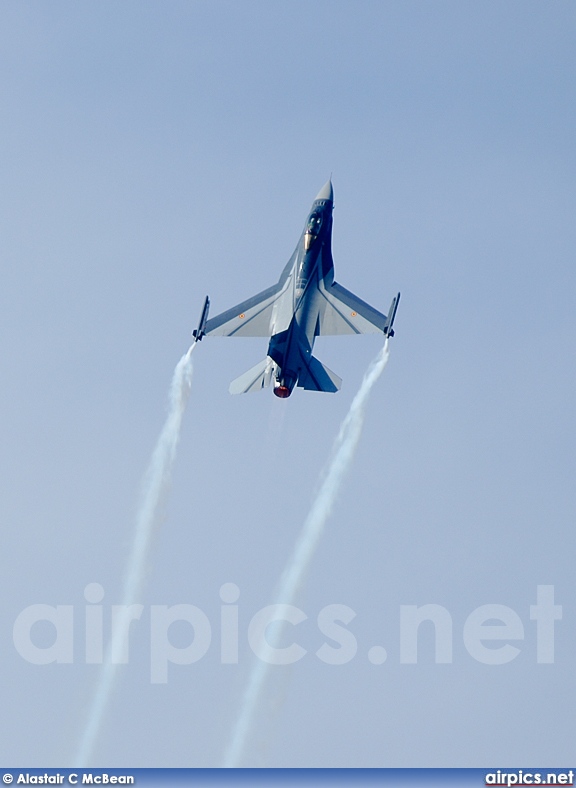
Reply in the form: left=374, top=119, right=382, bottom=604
left=384, top=292, right=400, bottom=338
left=192, top=295, right=210, bottom=342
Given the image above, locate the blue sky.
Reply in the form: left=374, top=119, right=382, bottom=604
left=1, top=1, right=575, bottom=768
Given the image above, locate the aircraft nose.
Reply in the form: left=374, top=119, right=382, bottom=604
left=315, top=179, right=333, bottom=202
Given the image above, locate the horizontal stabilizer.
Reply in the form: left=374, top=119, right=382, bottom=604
left=229, top=358, right=274, bottom=395
left=298, top=356, right=342, bottom=393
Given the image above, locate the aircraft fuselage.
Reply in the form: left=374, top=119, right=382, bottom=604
left=267, top=190, right=335, bottom=397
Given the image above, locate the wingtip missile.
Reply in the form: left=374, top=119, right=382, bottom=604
left=384, top=292, right=400, bottom=338
left=192, top=296, right=210, bottom=341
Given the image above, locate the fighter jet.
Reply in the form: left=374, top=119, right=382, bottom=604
left=193, top=180, right=400, bottom=397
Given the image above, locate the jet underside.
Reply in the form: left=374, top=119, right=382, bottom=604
left=200, top=180, right=399, bottom=397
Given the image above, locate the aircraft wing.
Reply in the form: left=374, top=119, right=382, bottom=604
left=318, top=281, right=389, bottom=335
left=204, top=283, right=286, bottom=337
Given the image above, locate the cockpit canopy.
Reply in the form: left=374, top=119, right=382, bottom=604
left=304, top=212, right=322, bottom=251
left=307, top=213, right=322, bottom=235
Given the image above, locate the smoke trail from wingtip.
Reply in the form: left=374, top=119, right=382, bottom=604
left=74, top=343, right=196, bottom=767
left=223, top=339, right=391, bottom=767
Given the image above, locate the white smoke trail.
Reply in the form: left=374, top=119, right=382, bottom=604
left=74, top=343, right=196, bottom=767
left=223, top=338, right=391, bottom=767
